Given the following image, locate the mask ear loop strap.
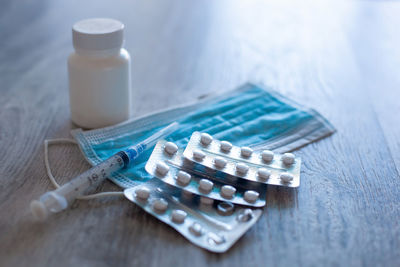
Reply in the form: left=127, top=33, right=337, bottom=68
left=44, top=139, right=124, bottom=200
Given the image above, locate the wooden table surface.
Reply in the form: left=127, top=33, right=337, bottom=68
left=1, top=0, right=399, bottom=266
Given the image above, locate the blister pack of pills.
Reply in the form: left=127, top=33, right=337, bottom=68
left=124, top=178, right=262, bottom=253
left=183, top=132, right=301, bottom=188
left=145, top=140, right=267, bottom=207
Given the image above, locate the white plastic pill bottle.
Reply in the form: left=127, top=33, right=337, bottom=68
left=68, top=18, right=132, bottom=129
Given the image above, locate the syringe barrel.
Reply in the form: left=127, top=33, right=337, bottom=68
left=38, top=152, right=128, bottom=214
left=57, top=152, right=128, bottom=203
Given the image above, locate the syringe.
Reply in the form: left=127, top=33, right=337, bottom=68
left=30, top=122, right=179, bottom=221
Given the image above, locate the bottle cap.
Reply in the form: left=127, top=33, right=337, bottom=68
left=72, top=18, right=124, bottom=51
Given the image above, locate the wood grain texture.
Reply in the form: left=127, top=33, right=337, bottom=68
left=1, top=0, right=399, bottom=266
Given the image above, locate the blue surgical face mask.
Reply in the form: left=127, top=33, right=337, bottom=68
left=71, top=83, right=335, bottom=188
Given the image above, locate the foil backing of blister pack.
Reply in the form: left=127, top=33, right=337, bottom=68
left=183, top=132, right=301, bottom=188
left=124, top=178, right=262, bottom=253
left=145, top=140, right=267, bottom=207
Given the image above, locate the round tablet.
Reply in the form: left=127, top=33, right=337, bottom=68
left=176, top=171, right=191, bottom=186
left=189, top=222, right=203, bottom=236
left=200, top=196, right=214, bottom=205
left=152, top=198, right=168, bottom=212
left=207, top=232, right=226, bottom=245
left=171, top=209, right=187, bottom=224
left=200, top=133, right=213, bottom=146
left=220, top=141, right=232, bottom=152
left=240, top=147, right=253, bottom=157
left=257, top=168, right=271, bottom=180
left=193, top=150, right=206, bottom=161
left=135, top=187, right=150, bottom=200
left=199, top=179, right=213, bottom=193
left=244, top=190, right=259, bottom=203
left=220, top=185, right=236, bottom=199
left=214, top=156, right=227, bottom=169
left=280, top=172, right=294, bottom=183
left=282, top=153, right=295, bottom=165
left=236, top=163, right=249, bottom=175
left=261, top=150, right=274, bottom=162
left=164, top=142, right=178, bottom=155
left=155, top=161, right=169, bottom=176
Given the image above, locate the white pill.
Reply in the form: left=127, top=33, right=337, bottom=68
left=176, top=171, right=191, bottom=186
left=200, top=196, right=214, bottom=205
left=199, top=179, right=213, bottom=193
left=200, top=133, right=213, bottom=146
left=214, top=156, right=227, bottom=168
left=220, top=185, right=236, bottom=199
left=261, top=150, right=274, bottom=162
left=155, top=161, right=169, bottom=176
left=280, top=172, right=294, bottom=183
left=164, top=142, right=178, bottom=155
left=189, top=222, right=203, bottom=236
left=257, top=168, right=271, bottom=180
left=135, top=187, right=150, bottom=200
left=193, top=150, right=206, bottom=161
left=152, top=198, right=168, bottom=212
left=282, top=153, right=295, bottom=165
left=220, top=141, right=232, bottom=152
left=171, top=209, right=187, bottom=224
left=244, top=190, right=259, bottom=203
left=236, top=163, right=249, bottom=175
left=207, top=232, right=225, bottom=245
left=240, top=147, right=253, bottom=157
